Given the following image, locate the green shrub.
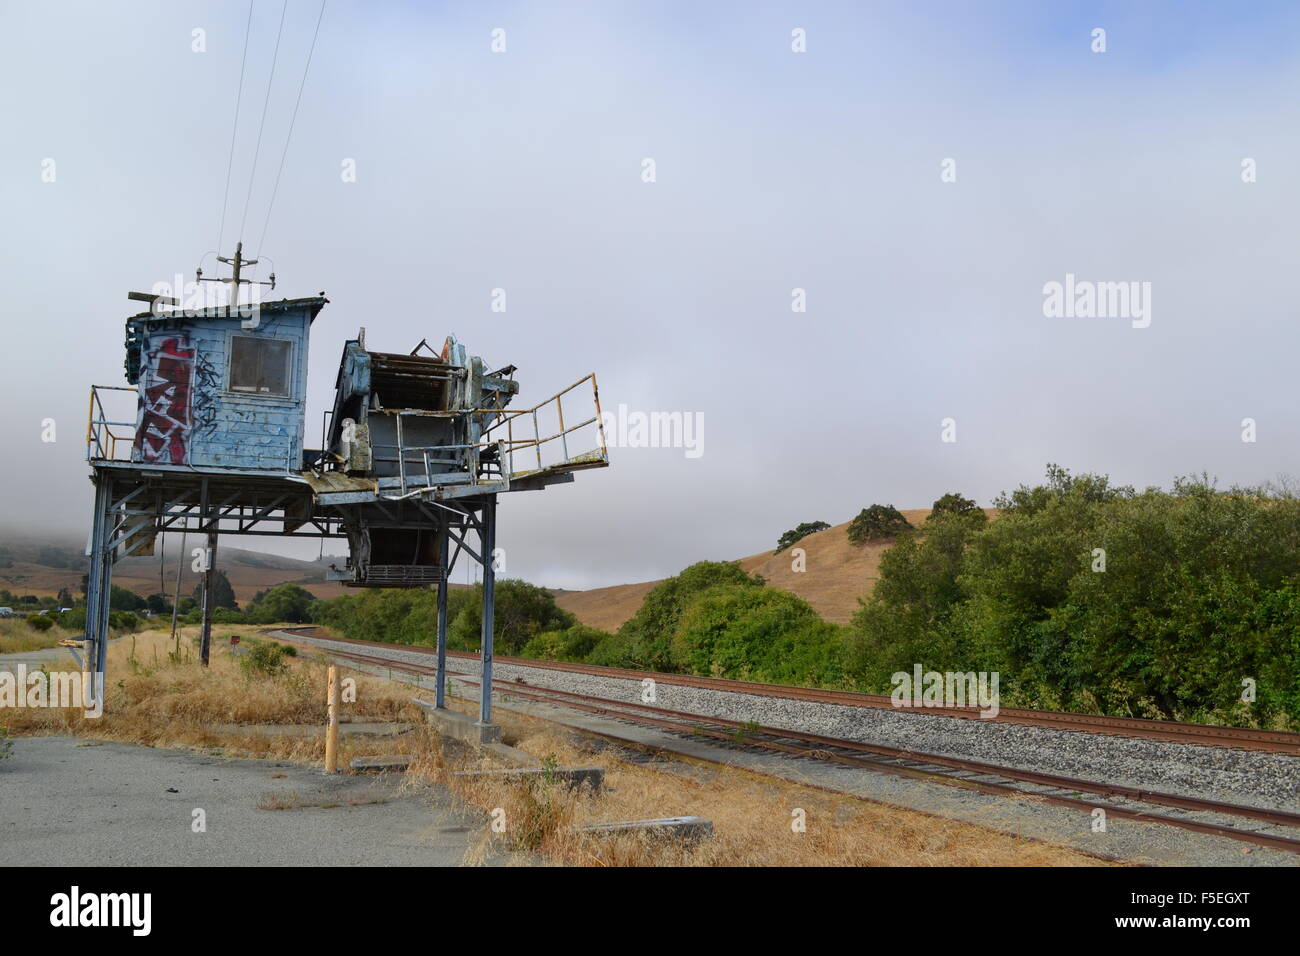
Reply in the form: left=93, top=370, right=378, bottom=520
left=108, top=612, right=142, bottom=633
left=25, top=615, right=53, bottom=632
left=586, top=631, right=641, bottom=669
left=849, top=466, right=1300, bottom=726
left=847, top=504, right=912, bottom=544
left=520, top=624, right=610, bottom=662
left=447, top=580, right=576, bottom=655
left=613, top=561, right=766, bottom=671
left=53, top=607, right=86, bottom=631
left=239, top=639, right=291, bottom=677
left=672, top=585, right=848, bottom=685
left=312, top=579, right=572, bottom=655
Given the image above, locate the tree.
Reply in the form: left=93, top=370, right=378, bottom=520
left=109, top=585, right=146, bottom=611
left=192, top=570, right=237, bottom=610
left=447, top=580, right=576, bottom=655
left=775, top=521, right=831, bottom=553
left=56, top=588, right=74, bottom=607
left=247, top=584, right=316, bottom=624
left=145, top=593, right=171, bottom=615
left=849, top=465, right=1300, bottom=725
left=992, top=463, right=1133, bottom=516
left=848, top=513, right=986, bottom=690
left=927, top=493, right=985, bottom=524
left=847, top=505, right=912, bottom=544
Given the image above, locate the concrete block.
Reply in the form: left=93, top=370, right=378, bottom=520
left=414, top=699, right=501, bottom=745
left=350, top=755, right=411, bottom=773
left=578, top=816, right=712, bottom=843
left=453, top=765, right=604, bottom=791
left=484, top=742, right=544, bottom=768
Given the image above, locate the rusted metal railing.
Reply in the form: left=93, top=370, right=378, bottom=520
left=86, top=385, right=138, bottom=462
left=479, top=372, right=607, bottom=478
left=360, top=373, right=606, bottom=496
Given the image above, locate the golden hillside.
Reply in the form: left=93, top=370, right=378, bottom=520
left=555, top=508, right=997, bottom=631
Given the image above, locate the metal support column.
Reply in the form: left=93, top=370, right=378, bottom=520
left=435, top=521, right=449, bottom=709
left=478, top=496, right=496, bottom=726
left=83, top=473, right=112, bottom=708
left=199, top=530, right=217, bottom=666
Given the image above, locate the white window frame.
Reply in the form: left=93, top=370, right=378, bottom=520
left=225, top=332, right=296, bottom=401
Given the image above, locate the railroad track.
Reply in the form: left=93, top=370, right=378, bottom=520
left=274, top=626, right=1300, bottom=755
left=277, top=630, right=1300, bottom=855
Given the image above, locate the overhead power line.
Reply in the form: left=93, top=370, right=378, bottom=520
left=238, top=0, right=289, bottom=244
left=216, top=0, right=255, bottom=255
left=256, top=0, right=327, bottom=258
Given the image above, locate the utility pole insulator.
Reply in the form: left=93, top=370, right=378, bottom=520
left=196, top=241, right=276, bottom=310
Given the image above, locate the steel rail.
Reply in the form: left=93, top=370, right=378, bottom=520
left=274, top=627, right=1300, bottom=755
left=289, top=638, right=1300, bottom=855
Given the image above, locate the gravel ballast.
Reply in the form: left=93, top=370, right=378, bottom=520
left=288, top=634, right=1300, bottom=814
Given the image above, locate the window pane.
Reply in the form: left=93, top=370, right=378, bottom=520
left=230, top=337, right=291, bottom=396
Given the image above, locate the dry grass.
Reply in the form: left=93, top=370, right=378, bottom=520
left=2, top=626, right=426, bottom=764
left=412, top=699, right=1110, bottom=867
left=0, top=617, right=76, bottom=655
left=4, top=624, right=1109, bottom=866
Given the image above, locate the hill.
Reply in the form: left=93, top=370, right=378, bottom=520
left=0, top=533, right=346, bottom=605
left=4, top=508, right=989, bottom=624
left=554, top=509, right=997, bottom=630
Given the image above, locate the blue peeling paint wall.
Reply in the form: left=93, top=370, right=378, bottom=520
left=124, top=298, right=325, bottom=473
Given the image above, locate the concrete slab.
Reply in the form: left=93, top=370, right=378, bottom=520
left=0, top=735, right=524, bottom=866
left=208, top=721, right=416, bottom=738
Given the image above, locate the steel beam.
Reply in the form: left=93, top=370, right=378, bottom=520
left=478, top=495, right=496, bottom=726
left=83, top=474, right=112, bottom=705
left=199, top=530, right=217, bottom=666
left=435, top=522, right=449, bottom=709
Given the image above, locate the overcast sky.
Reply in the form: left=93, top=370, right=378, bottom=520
left=3, top=1, right=1299, bottom=589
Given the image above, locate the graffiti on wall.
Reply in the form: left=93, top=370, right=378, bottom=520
left=192, top=350, right=220, bottom=441
left=134, top=335, right=196, bottom=463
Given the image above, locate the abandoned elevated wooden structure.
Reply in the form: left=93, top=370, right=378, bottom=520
left=84, top=281, right=607, bottom=730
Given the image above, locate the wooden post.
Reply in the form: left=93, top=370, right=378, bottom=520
left=169, top=523, right=188, bottom=657
left=325, top=665, right=340, bottom=774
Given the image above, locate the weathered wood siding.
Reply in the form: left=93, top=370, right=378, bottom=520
left=130, top=305, right=312, bottom=471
